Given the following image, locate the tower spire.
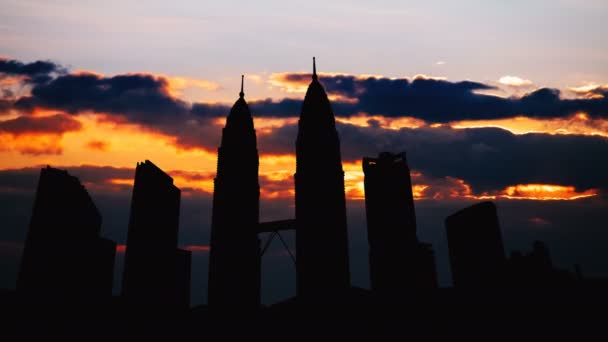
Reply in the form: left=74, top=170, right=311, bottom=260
left=239, top=75, right=244, bottom=99
left=312, top=57, right=317, bottom=81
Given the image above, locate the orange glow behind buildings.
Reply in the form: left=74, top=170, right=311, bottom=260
left=450, top=114, right=608, bottom=138
left=498, top=184, right=598, bottom=200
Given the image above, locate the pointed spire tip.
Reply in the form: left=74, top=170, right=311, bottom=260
left=239, top=74, right=244, bottom=98
left=312, top=57, right=317, bottom=81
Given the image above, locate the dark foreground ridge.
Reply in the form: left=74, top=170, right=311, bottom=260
left=2, top=286, right=608, bottom=337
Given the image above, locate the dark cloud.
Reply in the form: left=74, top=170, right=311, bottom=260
left=0, top=58, right=65, bottom=84
left=10, top=71, right=225, bottom=151
left=259, top=122, right=608, bottom=194
left=0, top=114, right=82, bottom=135
left=1, top=55, right=606, bottom=135
left=256, top=74, right=608, bottom=122
left=0, top=165, right=133, bottom=193
left=191, top=74, right=608, bottom=123
left=15, top=73, right=189, bottom=122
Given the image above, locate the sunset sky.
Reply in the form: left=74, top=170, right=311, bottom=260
left=1, top=0, right=607, bottom=305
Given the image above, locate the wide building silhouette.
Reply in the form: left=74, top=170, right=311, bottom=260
left=122, top=160, right=191, bottom=308
left=445, top=201, right=506, bottom=288
left=295, top=58, right=351, bottom=300
left=17, top=166, right=116, bottom=302
left=208, top=77, right=261, bottom=310
left=363, top=152, right=437, bottom=295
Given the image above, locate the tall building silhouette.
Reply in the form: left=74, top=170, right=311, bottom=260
left=17, top=166, right=116, bottom=302
left=122, top=160, right=191, bottom=308
left=295, top=58, right=351, bottom=299
left=363, top=152, right=437, bottom=295
left=445, top=201, right=506, bottom=288
left=208, top=76, right=261, bottom=310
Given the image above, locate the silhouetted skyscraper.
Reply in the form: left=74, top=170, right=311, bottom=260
left=445, top=201, right=506, bottom=288
left=17, top=166, right=116, bottom=302
left=295, top=58, right=351, bottom=299
left=208, top=77, right=261, bottom=310
left=122, top=160, right=191, bottom=308
left=363, top=152, right=437, bottom=295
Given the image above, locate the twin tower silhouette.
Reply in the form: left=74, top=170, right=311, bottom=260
left=17, top=58, right=438, bottom=309
left=210, top=57, right=352, bottom=308
left=209, top=58, right=439, bottom=308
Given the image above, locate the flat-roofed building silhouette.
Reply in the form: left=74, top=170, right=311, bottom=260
left=17, top=166, right=116, bottom=302
left=363, top=152, right=437, bottom=295
left=208, top=77, right=261, bottom=310
left=295, top=58, right=351, bottom=300
left=122, top=160, right=191, bottom=308
left=445, top=201, right=506, bottom=288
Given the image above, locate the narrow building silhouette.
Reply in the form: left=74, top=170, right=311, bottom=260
left=208, top=76, right=261, bottom=310
left=363, top=152, right=437, bottom=296
left=445, top=201, right=506, bottom=288
left=122, top=160, right=191, bottom=308
left=17, top=166, right=116, bottom=302
left=295, top=58, right=351, bottom=300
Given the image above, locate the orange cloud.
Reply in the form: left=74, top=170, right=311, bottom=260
left=569, top=83, right=607, bottom=99
left=183, top=245, right=211, bottom=253
left=451, top=114, right=608, bottom=138
left=163, top=75, right=221, bottom=100
left=336, top=114, right=426, bottom=130
left=0, top=133, right=66, bottom=155
left=0, top=75, right=26, bottom=86
left=168, top=170, right=216, bottom=195
left=86, top=140, right=110, bottom=151
left=342, top=171, right=599, bottom=202
left=498, top=184, right=598, bottom=200
left=254, top=117, right=298, bottom=135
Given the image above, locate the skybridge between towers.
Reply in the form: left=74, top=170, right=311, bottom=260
left=258, top=219, right=297, bottom=266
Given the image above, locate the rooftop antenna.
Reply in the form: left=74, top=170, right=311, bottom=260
left=239, top=75, right=244, bottom=98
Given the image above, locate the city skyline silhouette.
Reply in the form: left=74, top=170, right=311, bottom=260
left=2, top=0, right=608, bottom=336
left=2, top=56, right=607, bottom=337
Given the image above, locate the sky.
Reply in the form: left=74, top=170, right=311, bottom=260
left=0, top=0, right=607, bottom=305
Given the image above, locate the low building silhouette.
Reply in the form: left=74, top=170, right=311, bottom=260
left=445, top=201, right=506, bottom=288
left=122, top=160, right=191, bottom=308
left=17, top=166, right=116, bottom=302
left=363, top=152, right=437, bottom=296
left=506, top=240, right=576, bottom=288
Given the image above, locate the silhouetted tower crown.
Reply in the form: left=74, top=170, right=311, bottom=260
left=295, top=58, right=351, bottom=300
left=209, top=76, right=261, bottom=310
left=122, top=160, right=191, bottom=308
left=18, top=166, right=116, bottom=302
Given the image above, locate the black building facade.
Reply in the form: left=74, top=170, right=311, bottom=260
left=295, top=58, right=351, bottom=299
left=17, top=166, right=116, bottom=302
left=445, top=201, right=506, bottom=288
left=363, top=152, right=437, bottom=295
left=208, top=77, right=261, bottom=310
left=122, top=160, right=191, bottom=308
